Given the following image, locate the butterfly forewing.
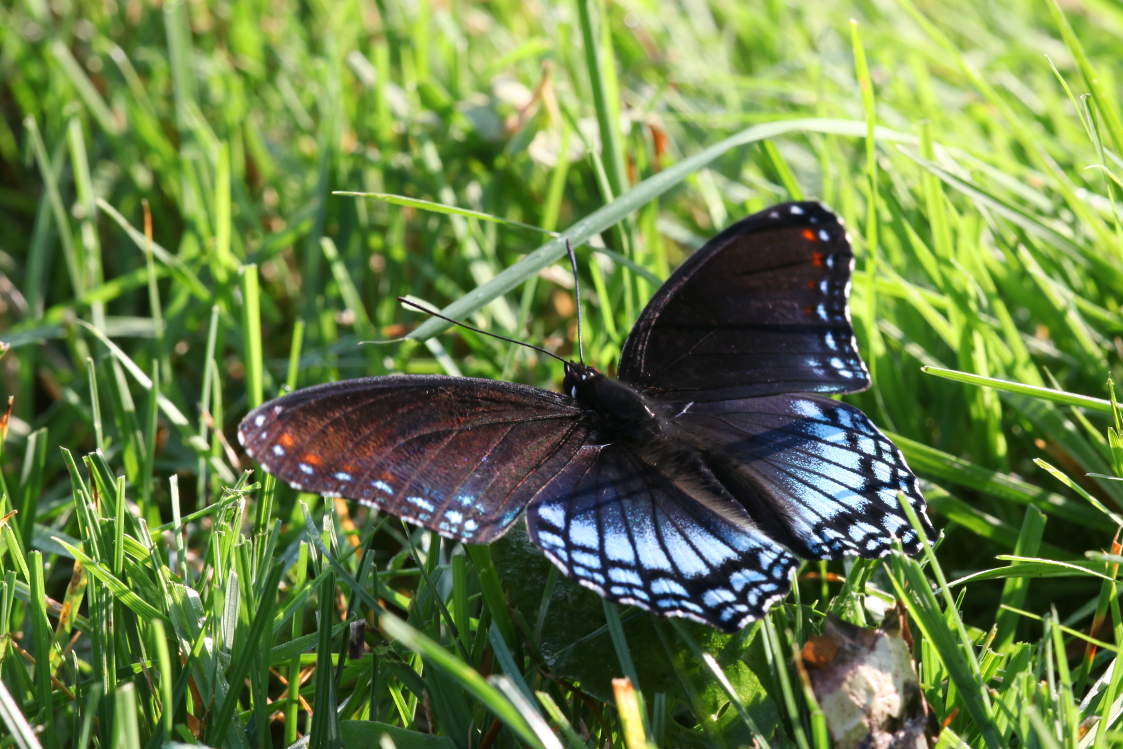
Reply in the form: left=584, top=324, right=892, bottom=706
left=618, top=201, right=869, bottom=401
left=673, top=395, right=936, bottom=559
left=238, top=376, right=590, bottom=543
left=526, top=443, right=798, bottom=631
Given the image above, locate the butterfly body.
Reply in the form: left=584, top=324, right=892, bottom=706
left=239, top=201, right=936, bottom=631
left=564, top=363, right=665, bottom=443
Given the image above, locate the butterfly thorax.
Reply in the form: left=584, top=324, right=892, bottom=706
left=563, top=362, right=665, bottom=442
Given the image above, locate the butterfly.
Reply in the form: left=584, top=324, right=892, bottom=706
left=238, top=201, right=936, bottom=632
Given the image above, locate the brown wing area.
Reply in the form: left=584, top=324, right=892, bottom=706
left=238, top=375, right=590, bottom=543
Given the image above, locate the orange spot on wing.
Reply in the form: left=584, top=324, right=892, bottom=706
left=802, top=228, right=817, bottom=241
left=303, top=453, right=322, bottom=466
left=279, top=433, right=295, bottom=448
left=811, top=251, right=825, bottom=267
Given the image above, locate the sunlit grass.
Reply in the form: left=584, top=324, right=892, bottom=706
left=2, top=0, right=1122, bottom=746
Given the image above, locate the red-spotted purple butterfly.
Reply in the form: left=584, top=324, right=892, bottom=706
left=238, top=201, right=936, bottom=631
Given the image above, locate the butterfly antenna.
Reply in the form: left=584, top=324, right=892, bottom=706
left=396, top=297, right=568, bottom=365
left=566, top=239, right=586, bottom=364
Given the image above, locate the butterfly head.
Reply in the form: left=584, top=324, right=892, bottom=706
left=562, top=361, right=602, bottom=401
left=563, top=361, right=666, bottom=442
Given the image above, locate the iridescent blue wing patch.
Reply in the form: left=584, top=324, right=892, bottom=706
left=526, top=443, right=798, bottom=631
left=238, top=376, right=589, bottom=543
left=618, top=201, right=869, bottom=401
left=674, top=394, right=935, bottom=559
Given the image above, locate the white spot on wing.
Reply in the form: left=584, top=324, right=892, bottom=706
left=407, top=495, right=435, bottom=512
left=572, top=550, right=601, bottom=569
left=537, top=530, right=564, bottom=549
left=537, top=501, right=564, bottom=527
left=608, top=567, right=642, bottom=586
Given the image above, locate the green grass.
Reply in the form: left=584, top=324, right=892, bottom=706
left=2, top=0, right=1123, bottom=746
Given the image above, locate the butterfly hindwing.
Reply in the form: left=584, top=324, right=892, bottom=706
left=238, top=376, right=590, bottom=543
left=672, top=394, right=935, bottom=559
left=618, top=201, right=869, bottom=401
left=526, top=442, right=798, bottom=631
